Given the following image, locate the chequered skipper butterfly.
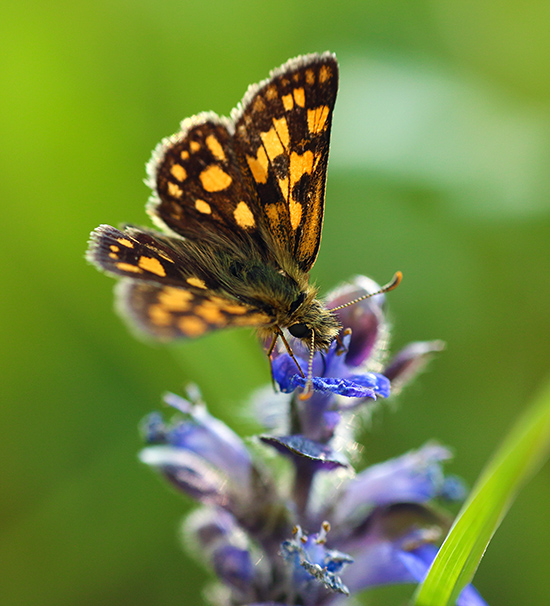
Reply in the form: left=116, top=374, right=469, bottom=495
left=87, top=52, right=401, bottom=388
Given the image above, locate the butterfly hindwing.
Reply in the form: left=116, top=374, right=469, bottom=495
left=117, top=281, right=272, bottom=341
left=233, top=52, right=339, bottom=272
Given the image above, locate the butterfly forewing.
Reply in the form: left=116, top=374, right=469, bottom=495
left=233, top=52, right=338, bottom=272
left=88, top=225, right=192, bottom=285
left=147, top=115, right=270, bottom=260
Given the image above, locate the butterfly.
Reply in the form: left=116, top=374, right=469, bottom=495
left=87, top=52, right=401, bottom=387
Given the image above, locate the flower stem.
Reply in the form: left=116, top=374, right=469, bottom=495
left=293, top=461, right=314, bottom=518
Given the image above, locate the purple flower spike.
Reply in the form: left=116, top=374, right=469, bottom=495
left=139, top=446, right=232, bottom=505
left=271, top=350, right=390, bottom=400
left=185, top=506, right=240, bottom=551
left=138, top=274, right=486, bottom=605
left=185, top=507, right=264, bottom=601
left=281, top=524, right=354, bottom=599
left=140, top=394, right=262, bottom=513
left=161, top=392, right=253, bottom=487
left=213, top=545, right=255, bottom=591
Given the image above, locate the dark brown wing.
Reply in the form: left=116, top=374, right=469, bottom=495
left=147, top=53, right=339, bottom=273
left=232, top=52, right=339, bottom=272
left=147, top=114, right=269, bottom=260
left=87, top=224, right=273, bottom=340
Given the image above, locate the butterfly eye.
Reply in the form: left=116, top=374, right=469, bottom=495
left=289, top=292, right=306, bottom=314
left=288, top=323, right=311, bottom=339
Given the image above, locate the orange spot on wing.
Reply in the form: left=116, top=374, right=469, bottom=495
left=282, top=94, right=294, bottom=111
left=319, top=64, right=331, bottom=83
left=233, top=201, right=255, bottom=229
left=253, top=96, right=266, bottom=113
left=205, top=135, right=226, bottom=161
left=272, top=116, right=290, bottom=148
left=167, top=182, right=183, bottom=198
left=178, top=316, right=207, bottom=337
left=138, top=256, right=166, bottom=277
left=158, top=287, right=193, bottom=311
left=186, top=277, right=207, bottom=289
left=293, top=87, right=305, bottom=107
left=246, top=146, right=269, bottom=184
left=194, top=302, right=226, bottom=324
left=149, top=304, right=172, bottom=326
left=116, top=262, right=142, bottom=274
left=288, top=200, right=302, bottom=230
left=290, top=150, right=314, bottom=188
left=195, top=199, right=212, bottom=214
left=199, top=165, right=232, bottom=192
left=261, top=126, right=285, bottom=161
left=307, top=105, right=330, bottom=134
left=266, top=85, right=278, bottom=100
left=170, top=164, right=187, bottom=181
left=210, top=296, right=249, bottom=315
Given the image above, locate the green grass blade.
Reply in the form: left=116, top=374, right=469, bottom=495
left=413, top=378, right=550, bottom=606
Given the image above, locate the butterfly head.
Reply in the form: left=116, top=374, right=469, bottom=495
left=280, top=272, right=403, bottom=399
left=285, top=293, right=342, bottom=352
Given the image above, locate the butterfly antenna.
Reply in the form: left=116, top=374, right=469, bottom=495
left=328, top=271, right=403, bottom=312
left=299, top=330, right=316, bottom=401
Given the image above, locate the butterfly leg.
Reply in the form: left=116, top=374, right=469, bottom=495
left=266, top=333, right=279, bottom=391
left=334, top=328, right=352, bottom=356
left=276, top=328, right=305, bottom=378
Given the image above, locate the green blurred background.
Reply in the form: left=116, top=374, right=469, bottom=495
left=2, top=1, right=549, bottom=604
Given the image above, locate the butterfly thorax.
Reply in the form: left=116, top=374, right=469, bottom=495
left=227, top=257, right=341, bottom=351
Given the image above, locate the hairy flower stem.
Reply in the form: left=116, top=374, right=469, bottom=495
left=293, top=461, right=315, bottom=519
left=289, top=394, right=302, bottom=436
